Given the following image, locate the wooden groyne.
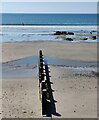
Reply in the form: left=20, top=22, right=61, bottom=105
left=39, top=50, right=51, bottom=116
left=39, top=50, right=61, bottom=117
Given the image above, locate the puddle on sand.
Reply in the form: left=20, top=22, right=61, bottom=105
left=3, top=55, right=97, bottom=68
left=2, top=55, right=97, bottom=79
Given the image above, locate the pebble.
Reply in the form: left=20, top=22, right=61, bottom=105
left=22, top=110, right=27, bottom=114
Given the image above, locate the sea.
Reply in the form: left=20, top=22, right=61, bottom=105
left=0, top=13, right=98, bottom=42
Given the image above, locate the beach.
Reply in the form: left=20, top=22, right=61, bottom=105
left=2, top=41, right=97, bottom=63
left=1, top=41, right=97, bottom=118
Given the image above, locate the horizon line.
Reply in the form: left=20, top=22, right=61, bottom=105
left=0, top=12, right=97, bottom=14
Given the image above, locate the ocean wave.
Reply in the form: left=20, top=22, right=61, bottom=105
left=0, top=25, right=97, bottom=29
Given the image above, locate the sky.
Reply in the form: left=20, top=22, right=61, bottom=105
left=1, top=0, right=98, bottom=2
left=1, top=2, right=97, bottom=13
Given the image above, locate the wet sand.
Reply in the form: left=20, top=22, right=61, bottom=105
left=1, top=41, right=97, bottom=118
left=2, top=41, right=97, bottom=63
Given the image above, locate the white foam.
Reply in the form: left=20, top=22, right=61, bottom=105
left=0, top=25, right=98, bottom=42
left=0, top=25, right=97, bottom=29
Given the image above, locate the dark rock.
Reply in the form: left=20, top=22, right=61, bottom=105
left=54, top=31, right=61, bottom=35
left=54, top=31, right=74, bottom=35
left=66, top=38, right=73, bottom=41
left=67, top=32, right=74, bottom=35
left=91, top=30, right=97, bottom=33
left=62, top=31, right=68, bottom=35
left=79, top=38, right=88, bottom=40
left=54, top=31, right=68, bottom=35
left=83, top=38, right=88, bottom=40
left=92, top=35, right=96, bottom=40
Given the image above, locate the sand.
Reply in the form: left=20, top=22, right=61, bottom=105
left=1, top=41, right=97, bottom=118
left=50, top=65, right=97, bottom=118
left=2, top=78, right=41, bottom=118
left=0, top=79, right=2, bottom=119
left=2, top=41, right=97, bottom=63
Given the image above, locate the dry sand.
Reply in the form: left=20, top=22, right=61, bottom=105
left=1, top=41, right=97, bottom=118
left=50, top=65, right=97, bottom=118
left=2, top=78, right=41, bottom=118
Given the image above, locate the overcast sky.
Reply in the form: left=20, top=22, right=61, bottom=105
left=1, top=2, right=97, bottom=13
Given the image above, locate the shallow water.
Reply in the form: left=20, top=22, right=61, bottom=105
left=2, top=55, right=97, bottom=79
left=3, top=55, right=97, bottom=67
left=0, top=26, right=98, bottom=42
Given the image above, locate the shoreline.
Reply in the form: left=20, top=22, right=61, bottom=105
left=0, top=25, right=97, bottom=43
left=0, top=40, right=98, bottom=43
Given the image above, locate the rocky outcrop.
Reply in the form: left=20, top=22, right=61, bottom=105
left=65, top=38, right=73, bottom=41
left=54, top=31, right=67, bottom=35
left=81, top=38, right=88, bottom=40
left=54, top=30, right=97, bottom=42
left=92, top=35, right=96, bottom=40
left=67, top=32, right=74, bottom=35
left=54, top=31, right=74, bottom=35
